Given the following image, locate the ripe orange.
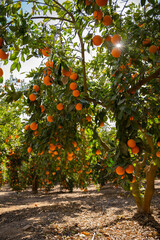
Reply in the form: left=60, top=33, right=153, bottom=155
left=30, top=122, right=38, bottom=130
left=45, top=60, right=54, bottom=68
left=96, top=0, right=108, bottom=7
left=100, top=122, right=104, bottom=127
left=34, top=131, right=39, bottom=136
left=40, top=105, right=45, bottom=112
left=116, top=166, right=125, bottom=175
left=157, top=141, right=160, bottom=147
left=41, top=47, right=51, bottom=56
left=0, top=68, right=3, bottom=77
left=142, top=38, right=151, bottom=45
left=129, top=116, right=134, bottom=121
left=70, top=72, right=78, bottom=80
left=33, top=85, right=39, bottom=92
left=93, top=10, right=103, bottom=20
left=29, top=93, right=36, bottom=101
left=24, top=124, right=30, bottom=130
left=0, top=37, right=3, bottom=47
left=131, top=176, right=136, bottom=183
left=72, top=90, right=80, bottom=97
left=96, top=149, right=101, bottom=155
left=75, top=103, right=82, bottom=111
left=57, top=103, right=63, bottom=110
left=127, top=139, right=136, bottom=148
left=50, top=143, right=56, bottom=151
left=103, top=15, right=112, bottom=26
left=27, top=147, right=32, bottom=153
left=86, top=115, right=91, bottom=122
left=72, top=141, right=77, bottom=147
left=111, top=34, right=121, bottom=45
left=0, top=49, right=9, bottom=60
left=111, top=47, right=121, bottom=58
left=92, top=35, right=103, bottom=46
left=149, top=45, right=157, bottom=54
left=62, top=67, right=72, bottom=77
left=47, top=116, right=53, bottom=122
left=125, top=165, right=134, bottom=174
left=105, top=35, right=111, bottom=42
left=156, top=151, right=160, bottom=157
left=131, top=146, right=139, bottom=154
left=70, top=82, right=77, bottom=90
left=43, top=75, right=52, bottom=86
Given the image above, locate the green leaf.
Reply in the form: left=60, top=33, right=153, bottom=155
left=141, top=0, right=146, bottom=6
left=10, top=62, right=17, bottom=72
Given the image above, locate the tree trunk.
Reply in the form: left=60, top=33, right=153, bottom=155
left=131, top=181, right=144, bottom=213
left=32, top=175, right=38, bottom=194
left=143, top=163, right=158, bottom=213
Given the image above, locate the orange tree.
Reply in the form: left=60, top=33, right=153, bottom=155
left=0, top=0, right=160, bottom=213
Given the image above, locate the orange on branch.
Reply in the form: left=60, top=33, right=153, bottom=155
left=157, top=141, right=160, bottom=147
left=45, top=60, right=54, bottom=68
left=105, top=35, right=111, bottom=42
left=47, top=116, right=53, bottom=122
left=116, top=166, right=125, bottom=175
left=50, top=144, right=56, bottom=151
left=125, top=165, right=134, bottom=174
left=111, top=34, right=121, bottom=45
left=30, top=122, right=38, bottom=131
left=70, top=72, right=78, bottom=80
left=149, top=45, right=157, bottom=54
left=57, top=103, right=63, bottom=110
left=96, top=149, right=101, bottom=155
left=86, top=115, right=91, bottom=122
left=72, top=90, right=80, bottom=97
left=43, top=76, right=52, bottom=86
left=70, top=82, right=77, bottom=90
left=62, top=67, right=72, bottom=77
left=92, top=35, right=103, bottom=46
left=93, top=10, right=103, bottom=20
left=40, top=105, right=45, bottom=112
left=96, top=0, right=108, bottom=6
left=42, top=47, right=51, bottom=56
left=103, top=15, right=112, bottom=26
left=127, top=139, right=136, bottom=148
left=33, top=85, right=39, bottom=92
left=142, top=38, right=151, bottom=45
left=24, top=124, right=30, bottom=130
left=131, top=176, right=136, bottom=183
left=112, top=47, right=121, bottom=58
left=156, top=151, right=160, bottom=157
left=0, top=49, right=9, bottom=60
left=75, top=103, right=82, bottom=111
left=29, top=93, right=36, bottom=101
left=131, top=146, right=139, bottom=154
left=0, top=68, right=3, bottom=77
left=27, top=147, right=32, bottom=153
left=100, top=122, right=104, bottom=127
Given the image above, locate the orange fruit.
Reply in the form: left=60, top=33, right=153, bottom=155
left=40, top=105, right=45, bottom=112
left=73, top=90, right=80, bottom=97
left=43, top=76, right=52, bottom=86
left=93, top=10, right=103, bottom=20
left=96, top=149, right=101, bottom=155
left=29, top=93, right=36, bottom=101
left=111, top=47, right=121, bottom=58
left=127, top=139, right=136, bottom=148
left=34, top=131, right=39, bottom=136
left=105, top=35, right=111, bottom=42
left=85, top=0, right=93, bottom=5
left=24, top=124, right=30, bottom=130
left=157, top=141, right=160, bottom=147
left=131, top=146, right=139, bottom=154
left=70, top=82, right=77, bottom=90
left=100, top=122, right=104, bottom=127
left=0, top=37, right=3, bottom=47
left=70, top=72, right=78, bottom=80
left=72, top=141, right=77, bottom=147
left=92, top=35, right=103, bottom=46
left=30, top=122, right=38, bottom=130
left=103, top=15, right=112, bottom=26
left=156, top=151, right=160, bottom=157
left=57, top=103, right=63, bottom=110
left=131, top=176, right=136, bottom=183
left=129, top=116, right=134, bottom=120
left=45, top=60, right=54, bottom=68
left=33, top=85, right=39, bottom=92
left=0, top=49, right=9, bottom=60
left=62, top=67, right=72, bottom=77
left=116, top=166, right=125, bottom=175
left=75, top=103, right=82, bottom=111
left=86, top=115, right=91, bottom=122
left=68, top=156, right=73, bottom=161
left=47, top=116, right=53, bottom=122
left=50, top=143, right=56, bottom=151
left=111, top=34, right=121, bottom=45
left=0, top=68, right=3, bottom=77
left=41, top=47, right=51, bottom=56
left=149, top=45, right=157, bottom=54
left=96, top=0, right=108, bottom=7
left=27, top=147, right=32, bottom=153
left=142, top=38, right=151, bottom=45
left=125, top=165, right=134, bottom=174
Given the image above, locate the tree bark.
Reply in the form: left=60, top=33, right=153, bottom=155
left=32, top=175, right=38, bottom=194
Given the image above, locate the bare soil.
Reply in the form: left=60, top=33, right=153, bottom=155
left=0, top=181, right=160, bottom=240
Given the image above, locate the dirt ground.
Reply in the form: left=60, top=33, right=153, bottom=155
left=0, top=181, right=160, bottom=240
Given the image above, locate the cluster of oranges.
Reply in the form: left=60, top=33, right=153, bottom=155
left=127, top=139, right=139, bottom=155
left=142, top=38, right=158, bottom=54
left=116, top=165, right=136, bottom=183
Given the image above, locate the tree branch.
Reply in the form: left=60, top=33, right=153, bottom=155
left=127, top=67, right=160, bottom=94
left=31, top=16, right=73, bottom=24
left=97, top=133, right=110, bottom=152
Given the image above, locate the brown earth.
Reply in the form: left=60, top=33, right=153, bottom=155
left=0, top=181, right=160, bottom=240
